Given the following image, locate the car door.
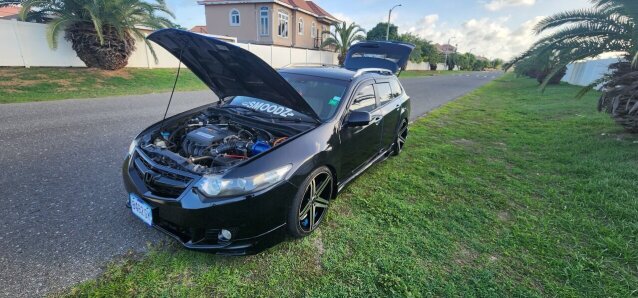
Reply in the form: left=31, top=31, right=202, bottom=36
left=339, top=82, right=383, bottom=177
left=375, top=79, right=403, bottom=149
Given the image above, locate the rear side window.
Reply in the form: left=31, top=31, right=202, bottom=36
left=390, top=79, right=403, bottom=98
left=350, top=84, right=376, bottom=112
left=376, top=83, right=392, bottom=105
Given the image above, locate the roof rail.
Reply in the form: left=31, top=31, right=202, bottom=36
left=282, top=63, right=341, bottom=68
left=353, top=68, right=394, bottom=77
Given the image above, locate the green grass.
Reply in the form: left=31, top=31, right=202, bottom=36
left=0, top=67, right=206, bottom=103
left=399, top=70, right=474, bottom=78
left=65, top=75, right=638, bottom=297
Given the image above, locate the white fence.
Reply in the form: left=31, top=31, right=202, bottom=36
left=0, top=19, right=337, bottom=69
left=405, top=61, right=448, bottom=71
left=562, top=58, right=621, bottom=86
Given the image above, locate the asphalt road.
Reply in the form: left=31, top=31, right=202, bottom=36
left=0, top=71, right=499, bottom=297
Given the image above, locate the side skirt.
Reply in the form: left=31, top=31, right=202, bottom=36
left=336, top=148, right=391, bottom=193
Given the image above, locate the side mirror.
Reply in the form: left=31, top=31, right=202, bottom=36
left=346, top=111, right=371, bottom=127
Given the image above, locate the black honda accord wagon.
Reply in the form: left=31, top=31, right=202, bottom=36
left=123, top=29, right=414, bottom=254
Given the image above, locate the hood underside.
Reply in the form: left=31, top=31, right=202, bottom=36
left=344, top=41, right=416, bottom=74
left=147, top=29, right=320, bottom=121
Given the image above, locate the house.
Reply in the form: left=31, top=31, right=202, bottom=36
left=189, top=25, right=209, bottom=34
left=197, top=0, right=340, bottom=49
left=0, top=5, right=20, bottom=20
left=435, top=43, right=457, bottom=54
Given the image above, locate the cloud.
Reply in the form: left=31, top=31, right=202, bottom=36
left=484, top=0, right=536, bottom=11
left=406, top=15, right=545, bottom=60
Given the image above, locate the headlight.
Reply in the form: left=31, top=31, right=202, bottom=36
left=196, top=164, right=292, bottom=197
left=127, top=140, right=138, bottom=156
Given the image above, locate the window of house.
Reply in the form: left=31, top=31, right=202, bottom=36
left=229, top=9, right=240, bottom=26
left=322, top=25, right=327, bottom=40
left=298, top=18, right=304, bottom=35
left=375, top=83, right=393, bottom=106
left=311, top=22, right=317, bottom=38
left=278, top=10, right=289, bottom=38
left=259, top=7, right=269, bottom=36
left=350, top=84, right=376, bottom=112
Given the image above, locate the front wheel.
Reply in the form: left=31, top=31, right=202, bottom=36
left=391, top=120, right=409, bottom=156
left=287, top=167, right=334, bottom=238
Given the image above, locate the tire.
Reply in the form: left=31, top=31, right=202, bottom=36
left=391, top=119, right=409, bottom=156
left=287, top=167, right=334, bottom=238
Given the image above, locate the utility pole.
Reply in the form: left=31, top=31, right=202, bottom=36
left=444, top=36, right=456, bottom=70
left=386, top=4, right=402, bottom=41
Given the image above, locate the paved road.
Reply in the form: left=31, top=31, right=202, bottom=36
left=0, top=71, right=499, bottom=297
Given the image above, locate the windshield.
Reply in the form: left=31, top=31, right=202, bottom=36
left=280, top=73, right=349, bottom=121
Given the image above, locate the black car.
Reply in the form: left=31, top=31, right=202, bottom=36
left=123, top=29, right=414, bottom=254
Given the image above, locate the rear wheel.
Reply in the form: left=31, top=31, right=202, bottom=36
left=391, top=120, right=409, bottom=156
left=287, top=167, right=333, bottom=238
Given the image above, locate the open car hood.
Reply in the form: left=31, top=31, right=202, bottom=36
left=344, top=41, right=415, bottom=74
left=148, top=29, right=320, bottom=121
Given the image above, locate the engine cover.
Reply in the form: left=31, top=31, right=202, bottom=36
left=182, top=125, right=232, bottom=157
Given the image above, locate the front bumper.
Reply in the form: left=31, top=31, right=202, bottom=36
left=122, top=150, right=296, bottom=254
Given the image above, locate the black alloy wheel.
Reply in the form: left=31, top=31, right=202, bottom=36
left=288, top=167, right=333, bottom=237
left=392, top=120, right=408, bottom=156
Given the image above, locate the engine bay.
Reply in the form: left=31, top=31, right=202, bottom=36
left=138, top=108, right=302, bottom=174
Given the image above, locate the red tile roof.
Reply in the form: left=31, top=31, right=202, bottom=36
left=189, top=25, right=208, bottom=34
left=0, top=5, right=20, bottom=18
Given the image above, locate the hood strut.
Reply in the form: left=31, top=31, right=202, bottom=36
left=159, top=47, right=184, bottom=136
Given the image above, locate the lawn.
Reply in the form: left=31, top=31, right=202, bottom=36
left=0, top=67, right=475, bottom=104
left=0, top=67, right=206, bottom=104
left=399, top=70, right=474, bottom=78
left=66, top=75, right=637, bottom=297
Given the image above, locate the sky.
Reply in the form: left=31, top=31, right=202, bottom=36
left=166, top=0, right=593, bottom=60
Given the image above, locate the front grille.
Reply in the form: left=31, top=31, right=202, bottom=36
left=132, top=153, right=193, bottom=199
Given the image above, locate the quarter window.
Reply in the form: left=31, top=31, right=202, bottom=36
left=298, top=18, right=304, bottom=35
left=376, top=83, right=393, bottom=105
left=229, top=9, right=240, bottom=26
left=278, top=10, right=289, bottom=37
left=390, top=79, right=403, bottom=98
left=259, top=7, right=269, bottom=36
left=350, top=84, right=376, bottom=112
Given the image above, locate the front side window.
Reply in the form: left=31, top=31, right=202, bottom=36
left=298, top=18, right=304, bottom=35
left=350, top=84, right=376, bottom=112
left=376, top=83, right=393, bottom=105
left=259, top=7, right=269, bottom=36
left=278, top=10, right=289, bottom=38
left=230, top=9, right=240, bottom=26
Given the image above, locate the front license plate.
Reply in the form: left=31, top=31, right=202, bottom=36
left=130, top=194, right=153, bottom=226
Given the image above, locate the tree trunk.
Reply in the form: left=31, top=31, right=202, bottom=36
left=65, top=23, right=135, bottom=70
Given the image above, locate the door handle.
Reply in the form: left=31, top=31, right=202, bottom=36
left=371, top=116, right=382, bottom=125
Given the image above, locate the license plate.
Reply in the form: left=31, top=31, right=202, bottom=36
left=130, top=194, right=153, bottom=226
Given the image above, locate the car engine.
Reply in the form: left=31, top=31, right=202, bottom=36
left=139, top=110, right=292, bottom=174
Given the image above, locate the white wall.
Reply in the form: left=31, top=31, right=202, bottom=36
left=562, top=58, right=620, bottom=86
left=0, top=19, right=337, bottom=69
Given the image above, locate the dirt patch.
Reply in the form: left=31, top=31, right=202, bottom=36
left=451, top=138, right=477, bottom=147
left=86, top=68, right=133, bottom=79
left=497, top=210, right=512, bottom=222
left=0, top=78, right=75, bottom=88
left=312, top=234, right=325, bottom=272
left=453, top=244, right=478, bottom=266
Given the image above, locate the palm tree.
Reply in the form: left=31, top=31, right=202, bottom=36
left=20, top=0, right=175, bottom=70
left=506, top=0, right=638, bottom=132
left=321, top=21, right=366, bottom=65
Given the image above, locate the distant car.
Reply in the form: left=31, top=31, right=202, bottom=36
left=123, top=29, right=415, bottom=254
